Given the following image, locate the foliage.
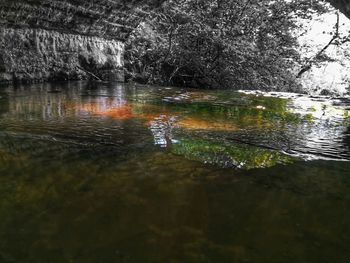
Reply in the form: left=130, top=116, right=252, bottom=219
left=125, top=0, right=328, bottom=90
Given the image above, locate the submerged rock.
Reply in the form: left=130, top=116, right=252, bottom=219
left=171, top=138, right=296, bottom=170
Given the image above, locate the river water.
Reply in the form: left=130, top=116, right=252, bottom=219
left=0, top=81, right=350, bottom=262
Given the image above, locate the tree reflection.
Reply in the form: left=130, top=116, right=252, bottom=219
left=344, top=126, right=350, bottom=150
left=0, top=91, right=9, bottom=117
left=149, top=115, right=177, bottom=147
left=1, top=82, right=350, bottom=167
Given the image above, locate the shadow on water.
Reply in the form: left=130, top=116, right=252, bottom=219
left=0, top=82, right=350, bottom=262
left=0, top=90, right=9, bottom=116
left=344, top=125, right=350, bottom=150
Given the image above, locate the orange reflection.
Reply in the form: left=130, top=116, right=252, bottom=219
left=95, top=104, right=134, bottom=120
left=144, top=114, right=238, bottom=132
left=65, top=101, right=135, bottom=120
left=66, top=101, right=239, bottom=132
left=178, top=118, right=238, bottom=131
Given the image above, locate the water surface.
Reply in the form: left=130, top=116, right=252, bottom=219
left=0, top=82, right=350, bottom=263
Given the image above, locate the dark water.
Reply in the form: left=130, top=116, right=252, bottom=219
left=0, top=82, right=350, bottom=263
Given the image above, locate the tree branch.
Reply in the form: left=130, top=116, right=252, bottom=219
left=297, top=11, right=340, bottom=78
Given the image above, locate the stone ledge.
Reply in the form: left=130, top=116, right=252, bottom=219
left=0, top=27, right=125, bottom=83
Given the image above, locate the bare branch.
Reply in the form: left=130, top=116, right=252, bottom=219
left=297, top=11, right=340, bottom=78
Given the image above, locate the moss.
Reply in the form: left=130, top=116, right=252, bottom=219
left=171, top=138, right=297, bottom=170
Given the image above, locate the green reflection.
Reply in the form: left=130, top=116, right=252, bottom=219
left=172, top=138, right=296, bottom=169
left=161, top=93, right=310, bottom=131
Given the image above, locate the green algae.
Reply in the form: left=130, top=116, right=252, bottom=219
left=171, top=138, right=297, bottom=170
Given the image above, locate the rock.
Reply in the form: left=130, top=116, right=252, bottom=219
left=0, top=1, right=165, bottom=40
left=0, top=0, right=165, bottom=84
left=0, top=28, right=124, bottom=83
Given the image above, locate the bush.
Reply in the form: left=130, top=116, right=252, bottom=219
left=125, top=0, right=328, bottom=90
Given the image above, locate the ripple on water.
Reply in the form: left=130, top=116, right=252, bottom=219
left=1, top=82, right=350, bottom=263
left=0, top=82, right=350, bottom=169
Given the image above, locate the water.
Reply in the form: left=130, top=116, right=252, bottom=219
left=0, top=81, right=350, bottom=263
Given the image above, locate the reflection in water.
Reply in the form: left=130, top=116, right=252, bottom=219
left=171, top=138, right=296, bottom=169
left=2, top=82, right=350, bottom=164
left=0, top=90, right=9, bottom=116
left=344, top=126, right=350, bottom=150
left=178, top=117, right=238, bottom=132
left=149, top=114, right=177, bottom=147
left=1, top=82, right=350, bottom=262
left=95, top=104, right=134, bottom=120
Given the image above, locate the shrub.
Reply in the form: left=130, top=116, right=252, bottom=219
left=125, top=0, right=328, bottom=90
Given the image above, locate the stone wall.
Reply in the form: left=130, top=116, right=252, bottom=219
left=0, top=0, right=165, bottom=40
left=0, top=0, right=165, bottom=84
left=0, top=28, right=124, bottom=83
